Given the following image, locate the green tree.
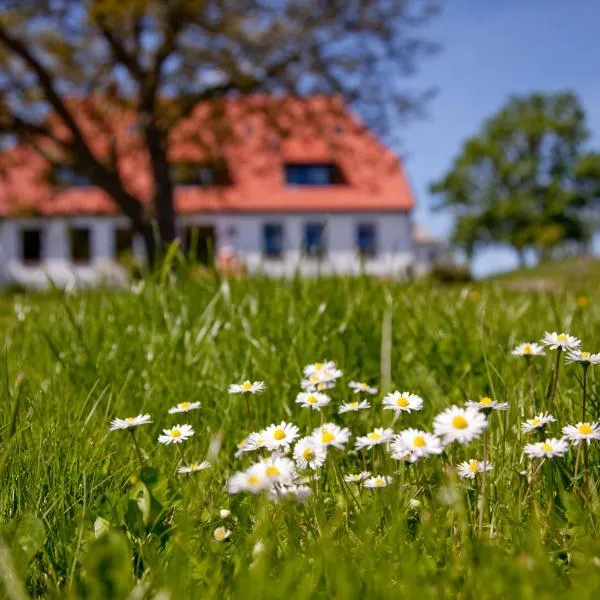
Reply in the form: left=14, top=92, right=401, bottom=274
left=430, top=92, right=600, bottom=266
left=0, top=0, right=439, bottom=264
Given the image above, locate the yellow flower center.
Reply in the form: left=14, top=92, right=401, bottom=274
left=310, top=375, right=320, bottom=383
left=479, top=397, right=493, bottom=406
left=523, top=345, right=532, bottom=354
left=368, top=432, right=381, bottom=440
left=317, top=383, right=327, bottom=391
left=541, top=442, right=553, bottom=452
left=303, top=448, right=316, bottom=461
left=468, top=460, right=479, bottom=473
left=350, top=402, right=359, bottom=409
left=190, top=463, right=198, bottom=470
left=531, top=418, right=540, bottom=426
left=581, top=352, right=590, bottom=360
left=557, top=334, right=567, bottom=342
left=396, top=397, right=410, bottom=408
left=171, top=429, right=181, bottom=438
left=451, top=416, right=468, bottom=429
left=307, top=395, right=318, bottom=404
left=126, top=417, right=135, bottom=422
left=578, top=423, right=593, bottom=435
left=215, top=529, right=225, bottom=540
left=375, top=477, right=385, bottom=486
left=265, top=466, right=280, bottom=477
left=273, top=429, right=286, bottom=441
left=413, top=436, right=426, bottom=448
left=315, top=363, right=323, bottom=370
left=321, top=431, right=334, bottom=444
left=247, top=474, right=260, bottom=485
left=241, top=381, right=253, bottom=391
left=179, top=402, right=191, bottom=410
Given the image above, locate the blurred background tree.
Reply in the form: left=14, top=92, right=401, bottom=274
left=0, top=0, right=440, bottom=263
left=430, top=91, right=600, bottom=267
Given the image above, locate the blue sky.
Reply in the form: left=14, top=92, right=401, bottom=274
left=402, top=0, right=600, bottom=277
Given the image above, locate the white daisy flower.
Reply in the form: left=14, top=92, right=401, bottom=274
left=409, top=498, right=421, bottom=508
left=363, top=475, right=393, bottom=488
left=391, top=429, right=443, bottom=461
left=178, top=460, right=210, bottom=474
left=219, top=509, right=231, bottom=519
left=262, top=421, right=299, bottom=450
left=562, top=422, right=600, bottom=445
left=293, top=437, right=327, bottom=470
left=465, top=397, right=509, bottom=412
left=213, top=527, right=231, bottom=541
left=457, top=459, right=493, bottom=479
left=269, top=484, right=313, bottom=503
left=523, top=438, right=569, bottom=458
left=348, top=381, right=378, bottom=395
left=303, top=361, right=337, bottom=377
left=228, top=463, right=270, bottom=494
left=565, top=350, right=600, bottom=365
left=312, top=423, right=351, bottom=450
left=344, top=471, right=371, bottom=483
left=236, top=432, right=267, bottom=454
left=260, top=456, right=296, bottom=485
left=390, top=447, right=415, bottom=462
left=512, top=343, right=546, bottom=357
left=382, top=391, right=424, bottom=414
left=541, top=332, right=581, bottom=352
left=295, top=392, right=331, bottom=411
left=339, top=400, right=370, bottom=413
left=433, top=406, right=488, bottom=445
left=355, top=427, right=395, bottom=451
left=158, top=424, right=195, bottom=444
left=522, top=413, right=555, bottom=433
left=168, top=401, right=201, bottom=414
left=109, top=414, right=152, bottom=431
left=300, top=376, right=336, bottom=392
left=228, top=380, right=266, bottom=394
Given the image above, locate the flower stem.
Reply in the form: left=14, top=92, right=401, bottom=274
left=581, top=364, right=589, bottom=422
left=478, top=427, right=489, bottom=536
left=129, top=429, right=145, bottom=470
left=547, top=347, right=562, bottom=412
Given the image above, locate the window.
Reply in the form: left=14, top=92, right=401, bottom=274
left=70, top=227, right=91, bottom=264
left=115, top=227, right=135, bottom=259
left=357, top=223, right=377, bottom=258
left=53, top=166, right=92, bottom=187
left=171, top=161, right=230, bottom=187
left=22, top=228, right=42, bottom=264
left=303, top=222, right=326, bottom=257
left=263, top=223, right=284, bottom=258
left=284, top=163, right=344, bottom=186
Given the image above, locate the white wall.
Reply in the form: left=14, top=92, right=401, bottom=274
left=0, top=212, right=417, bottom=287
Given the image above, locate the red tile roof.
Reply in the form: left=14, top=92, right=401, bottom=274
left=0, top=96, right=415, bottom=216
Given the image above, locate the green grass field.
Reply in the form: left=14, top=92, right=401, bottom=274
left=2, top=274, right=600, bottom=599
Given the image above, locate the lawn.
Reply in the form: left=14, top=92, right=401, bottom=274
left=1, top=274, right=600, bottom=599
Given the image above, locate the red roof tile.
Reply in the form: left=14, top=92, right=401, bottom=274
left=0, top=96, right=414, bottom=216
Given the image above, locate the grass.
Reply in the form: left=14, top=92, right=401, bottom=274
left=1, top=274, right=600, bottom=599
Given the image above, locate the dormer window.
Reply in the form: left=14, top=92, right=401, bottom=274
left=53, top=165, right=92, bottom=188
left=284, top=163, right=345, bottom=186
left=171, top=161, right=230, bottom=187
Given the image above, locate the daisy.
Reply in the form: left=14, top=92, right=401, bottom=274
left=242, top=432, right=268, bottom=452
left=512, top=343, right=546, bottom=357
left=270, top=484, right=313, bottom=503
left=465, top=396, right=509, bottom=412
left=562, top=422, right=600, bottom=445
left=228, top=463, right=270, bottom=494
left=262, top=421, right=299, bottom=450
left=303, top=361, right=337, bottom=377
left=382, top=391, right=424, bottom=414
left=295, top=391, right=331, bottom=411
left=541, top=332, right=581, bottom=352
left=391, top=429, right=443, bottom=461
left=523, top=438, right=569, bottom=458
left=293, top=437, right=327, bottom=470
left=457, top=459, right=494, bottom=479
left=565, top=350, right=600, bottom=365
left=300, top=376, right=336, bottom=392
left=339, top=400, right=370, bottom=413
left=344, top=471, right=371, bottom=483
left=312, top=423, right=351, bottom=450
left=522, top=413, right=555, bottom=434
left=433, top=406, right=488, bottom=445
left=355, top=428, right=395, bottom=451
left=219, top=509, right=231, bottom=519
left=178, top=460, right=210, bottom=474
left=168, top=401, right=201, bottom=414
left=158, top=424, right=195, bottom=445
left=260, top=456, right=296, bottom=485
left=348, top=381, right=378, bottom=395
left=109, top=414, right=152, bottom=431
left=213, top=527, right=231, bottom=542
left=363, top=475, right=393, bottom=488
left=228, top=380, right=266, bottom=394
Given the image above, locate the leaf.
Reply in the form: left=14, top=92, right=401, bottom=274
left=14, top=514, right=46, bottom=562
